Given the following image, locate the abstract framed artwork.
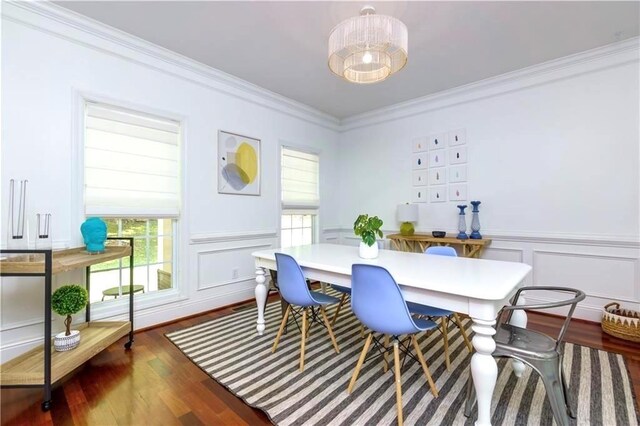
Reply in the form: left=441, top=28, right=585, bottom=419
left=429, top=168, right=446, bottom=185
left=430, top=186, right=446, bottom=202
left=449, top=165, right=467, bottom=183
left=412, top=137, right=427, bottom=153
left=428, top=133, right=446, bottom=150
left=412, top=187, right=427, bottom=203
left=449, top=183, right=468, bottom=201
left=448, top=128, right=466, bottom=146
left=412, top=153, right=428, bottom=170
left=413, top=170, right=428, bottom=186
left=218, top=130, right=261, bottom=195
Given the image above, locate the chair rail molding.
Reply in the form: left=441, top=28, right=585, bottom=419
left=2, top=0, right=340, bottom=131
left=334, top=228, right=640, bottom=248
left=190, top=230, right=278, bottom=245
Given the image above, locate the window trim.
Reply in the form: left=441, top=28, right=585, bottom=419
left=73, top=91, right=188, bottom=319
left=278, top=142, right=321, bottom=247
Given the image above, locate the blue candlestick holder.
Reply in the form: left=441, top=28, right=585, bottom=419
left=457, top=205, right=468, bottom=240
left=470, top=200, right=482, bottom=239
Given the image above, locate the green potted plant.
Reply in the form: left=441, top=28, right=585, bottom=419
left=353, top=214, right=384, bottom=259
left=51, top=284, right=88, bottom=351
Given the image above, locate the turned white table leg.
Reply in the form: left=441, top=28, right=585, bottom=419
left=255, top=267, right=267, bottom=336
left=509, top=295, right=528, bottom=378
left=471, top=318, right=497, bottom=426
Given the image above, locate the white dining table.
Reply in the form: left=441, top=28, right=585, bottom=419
left=252, top=243, right=532, bottom=426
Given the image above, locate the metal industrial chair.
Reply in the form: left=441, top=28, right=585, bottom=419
left=271, top=253, right=341, bottom=372
left=348, top=264, right=439, bottom=426
left=464, top=286, right=585, bottom=426
left=405, top=246, right=473, bottom=370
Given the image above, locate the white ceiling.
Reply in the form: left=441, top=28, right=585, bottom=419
left=56, top=1, right=639, bottom=119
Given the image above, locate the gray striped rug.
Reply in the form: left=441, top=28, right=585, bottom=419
left=166, top=294, right=639, bottom=425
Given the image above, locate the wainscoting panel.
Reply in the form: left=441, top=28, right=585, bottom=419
left=197, top=243, right=272, bottom=291
left=533, top=250, right=638, bottom=302
left=482, top=247, right=524, bottom=263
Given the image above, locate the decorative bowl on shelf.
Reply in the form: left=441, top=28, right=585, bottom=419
left=432, top=231, right=446, bottom=238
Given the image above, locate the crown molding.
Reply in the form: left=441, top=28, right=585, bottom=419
left=3, top=1, right=340, bottom=132
left=3, top=2, right=638, bottom=134
left=340, top=37, right=640, bottom=132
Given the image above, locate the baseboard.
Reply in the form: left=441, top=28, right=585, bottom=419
left=0, top=285, right=257, bottom=363
left=0, top=336, right=46, bottom=364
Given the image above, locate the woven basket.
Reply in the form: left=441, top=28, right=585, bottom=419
left=601, top=302, right=640, bottom=342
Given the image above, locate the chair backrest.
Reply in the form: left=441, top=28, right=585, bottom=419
left=351, top=264, right=419, bottom=335
left=425, top=246, right=457, bottom=257
left=275, top=253, right=315, bottom=306
left=502, top=286, right=586, bottom=350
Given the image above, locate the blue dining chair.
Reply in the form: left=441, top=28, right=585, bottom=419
left=271, top=253, right=341, bottom=372
left=348, top=264, right=439, bottom=426
left=405, top=246, right=473, bottom=371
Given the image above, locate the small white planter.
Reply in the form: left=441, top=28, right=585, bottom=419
left=359, top=241, right=379, bottom=259
left=54, top=330, right=81, bottom=352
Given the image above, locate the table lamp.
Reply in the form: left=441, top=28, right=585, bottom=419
left=397, top=203, right=419, bottom=236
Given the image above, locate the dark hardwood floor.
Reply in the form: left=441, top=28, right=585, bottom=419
left=2, top=297, right=639, bottom=425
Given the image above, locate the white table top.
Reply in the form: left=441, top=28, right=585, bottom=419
left=252, top=243, right=531, bottom=302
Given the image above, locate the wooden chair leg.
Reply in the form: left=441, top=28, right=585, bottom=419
left=320, top=306, right=340, bottom=353
left=300, top=308, right=307, bottom=372
left=453, top=312, right=473, bottom=353
left=393, top=340, right=404, bottom=426
left=348, top=333, right=372, bottom=393
left=331, top=293, right=347, bottom=327
left=441, top=316, right=451, bottom=371
left=411, top=335, right=438, bottom=397
left=272, top=305, right=291, bottom=353
left=306, top=308, right=313, bottom=342
left=383, top=335, right=390, bottom=372
left=360, top=325, right=365, bottom=338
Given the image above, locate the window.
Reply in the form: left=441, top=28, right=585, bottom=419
left=281, top=147, right=319, bottom=248
left=84, top=102, right=180, bottom=302
left=88, top=219, right=175, bottom=303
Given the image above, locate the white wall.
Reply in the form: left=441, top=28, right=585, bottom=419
left=0, top=2, right=340, bottom=360
left=336, top=39, right=640, bottom=321
left=2, top=1, right=639, bottom=362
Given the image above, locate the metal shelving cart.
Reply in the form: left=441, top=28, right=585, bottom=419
left=0, top=237, right=135, bottom=411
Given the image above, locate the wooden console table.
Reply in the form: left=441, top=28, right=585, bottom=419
left=387, top=233, right=491, bottom=258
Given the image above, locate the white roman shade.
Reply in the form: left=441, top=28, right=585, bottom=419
left=281, top=148, right=319, bottom=209
left=84, top=102, right=180, bottom=217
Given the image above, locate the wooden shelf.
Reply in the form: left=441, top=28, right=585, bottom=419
left=0, top=245, right=132, bottom=275
left=0, top=321, right=130, bottom=386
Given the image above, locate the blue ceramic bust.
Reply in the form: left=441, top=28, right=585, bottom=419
left=81, top=218, right=107, bottom=253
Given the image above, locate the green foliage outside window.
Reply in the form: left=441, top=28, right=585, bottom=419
left=91, top=219, right=165, bottom=271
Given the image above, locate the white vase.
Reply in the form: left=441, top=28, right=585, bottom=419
left=54, top=330, right=81, bottom=352
left=359, top=241, right=379, bottom=259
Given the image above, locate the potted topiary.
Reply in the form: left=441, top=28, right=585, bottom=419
left=51, top=284, right=88, bottom=351
left=354, top=214, right=384, bottom=259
